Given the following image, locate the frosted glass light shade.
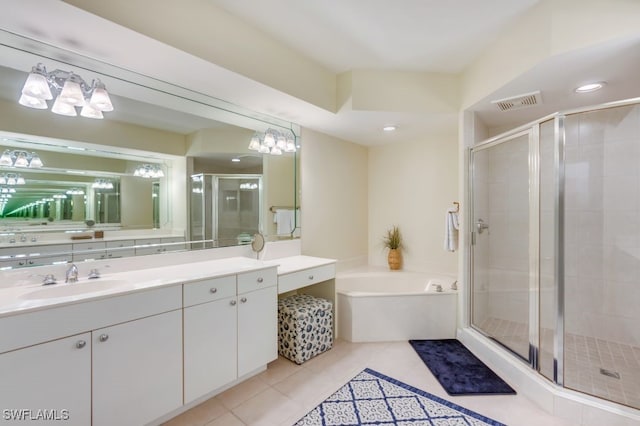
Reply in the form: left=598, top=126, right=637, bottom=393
left=89, top=86, right=113, bottom=111
left=51, top=96, right=78, bottom=116
left=13, top=152, right=29, bottom=168
left=258, top=145, right=270, bottom=154
left=276, top=135, right=286, bottom=150
left=285, top=140, right=297, bottom=152
left=248, top=134, right=261, bottom=151
left=28, top=153, right=43, bottom=168
left=22, top=71, right=52, bottom=100
left=58, top=79, right=84, bottom=106
left=80, top=104, right=104, bottom=119
left=0, top=151, right=12, bottom=167
left=270, top=146, right=283, bottom=155
left=19, top=94, right=48, bottom=109
left=263, top=132, right=275, bottom=148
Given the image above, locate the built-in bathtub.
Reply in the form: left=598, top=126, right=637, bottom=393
left=336, top=269, right=457, bottom=342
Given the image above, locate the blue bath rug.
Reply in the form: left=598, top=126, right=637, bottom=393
left=409, top=339, right=516, bottom=396
left=293, top=368, right=506, bottom=425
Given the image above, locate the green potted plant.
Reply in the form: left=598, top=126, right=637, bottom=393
left=383, top=225, right=402, bottom=270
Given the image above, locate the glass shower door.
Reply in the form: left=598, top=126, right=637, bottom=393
left=471, top=132, right=532, bottom=360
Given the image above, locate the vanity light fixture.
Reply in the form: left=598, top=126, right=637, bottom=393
left=0, top=150, right=44, bottom=168
left=575, top=81, right=606, bottom=93
left=134, top=164, right=165, bottom=178
left=66, top=188, right=86, bottom=195
left=19, top=63, right=114, bottom=119
left=0, top=173, right=26, bottom=185
left=248, top=128, right=297, bottom=156
left=0, top=188, right=16, bottom=194
left=92, top=179, right=114, bottom=190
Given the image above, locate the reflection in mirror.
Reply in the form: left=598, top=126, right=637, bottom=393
left=0, top=28, right=300, bottom=267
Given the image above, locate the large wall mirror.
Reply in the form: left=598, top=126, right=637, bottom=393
left=0, top=29, right=300, bottom=267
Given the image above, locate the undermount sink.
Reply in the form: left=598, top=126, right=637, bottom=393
left=21, top=279, right=128, bottom=300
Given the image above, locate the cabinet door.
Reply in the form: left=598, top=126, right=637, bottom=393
left=237, top=286, right=278, bottom=377
left=72, top=241, right=107, bottom=261
left=105, top=240, right=135, bottom=258
left=0, top=333, right=91, bottom=426
left=92, top=310, right=182, bottom=426
left=184, top=296, right=237, bottom=404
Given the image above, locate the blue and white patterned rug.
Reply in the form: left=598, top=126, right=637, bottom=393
left=294, top=368, right=506, bottom=425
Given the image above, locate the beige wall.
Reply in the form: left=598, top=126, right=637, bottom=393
left=0, top=99, right=186, bottom=156
left=300, top=128, right=368, bottom=268
left=369, top=128, right=459, bottom=274
left=120, top=176, right=153, bottom=229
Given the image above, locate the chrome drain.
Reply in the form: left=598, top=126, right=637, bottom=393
left=599, top=368, right=621, bottom=379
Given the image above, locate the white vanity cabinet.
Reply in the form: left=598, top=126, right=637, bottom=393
left=105, top=240, right=136, bottom=258
left=237, top=269, right=278, bottom=376
left=183, top=268, right=278, bottom=403
left=72, top=241, right=107, bottom=261
left=0, top=332, right=92, bottom=426
left=183, top=275, right=238, bottom=404
left=92, top=310, right=183, bottom=426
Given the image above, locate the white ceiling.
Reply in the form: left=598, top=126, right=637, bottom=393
left=210, top=0, right=541, bottom=73
left=1, top=0, right=639, bottom=146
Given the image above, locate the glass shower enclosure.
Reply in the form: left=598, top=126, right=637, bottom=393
left=190, top=174, right=262, bottom=248
left=470, top=100, right=640, bottom=410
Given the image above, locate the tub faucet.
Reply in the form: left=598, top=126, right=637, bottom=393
left=65, top=264, right=79, bottom=283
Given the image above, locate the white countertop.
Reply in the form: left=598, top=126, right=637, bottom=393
left=264, top=255, right=336, bottom=275
left=0, top=257, right=272, bottom=317
left=0, top=254, right=337, bottom=318
left=0, top=232, right=183, bottom=251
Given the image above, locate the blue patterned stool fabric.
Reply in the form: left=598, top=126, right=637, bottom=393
left=278, top=294, right=333, bottom=364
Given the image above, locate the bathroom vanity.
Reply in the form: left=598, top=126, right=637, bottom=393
left=0, top=257, right=277, bottom=425
left=0, top=251, right=335, bottom=425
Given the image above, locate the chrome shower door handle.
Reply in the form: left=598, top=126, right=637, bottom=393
left=476, top=219, right=489, bottom=234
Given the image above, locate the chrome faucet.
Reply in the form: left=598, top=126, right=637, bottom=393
left=65, top=264, right=79, bottom=283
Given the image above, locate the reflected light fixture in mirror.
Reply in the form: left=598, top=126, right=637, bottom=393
left=0, top=150, right=44, bottom=168
left=19, top=63, right=114, bottom=119
left=0, top=173, right=26, bottom=185
left=92, top=179, right=113, bottom=189
left=134, top=164, right=165, bottom=178
left=248, top=128, right=297, bottom=156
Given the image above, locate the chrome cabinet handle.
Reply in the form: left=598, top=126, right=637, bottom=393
left=257, top=277, right=264, bottom=283
left=210, top=288, right=217, bottom=294
left=76, top=340, right=86, bottom=349
left=99, top=334, right=109, bottom=342
left=230, top=300, right=237, bottom=306
left=240, top=297, right=247, bottom=303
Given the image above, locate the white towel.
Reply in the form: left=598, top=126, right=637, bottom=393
left=274, top=209, right=295, bottom=235
left=444, top=208, right=459, bottom=252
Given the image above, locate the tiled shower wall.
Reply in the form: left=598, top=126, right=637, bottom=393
left=563, top=104, right=640, bottom=347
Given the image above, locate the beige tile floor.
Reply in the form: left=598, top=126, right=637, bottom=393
left=163, top=339, right=579, bottom=426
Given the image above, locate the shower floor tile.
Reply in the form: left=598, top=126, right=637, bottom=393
left=479, top=317, right=640, bottom=409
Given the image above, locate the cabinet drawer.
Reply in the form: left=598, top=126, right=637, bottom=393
left=0, top=285, right=182, bottom=354
left=278, top=263, right=336, bottom=294
left=183, top=275, right=236, bottom=307
left=237, top=268, right=277, bottom=294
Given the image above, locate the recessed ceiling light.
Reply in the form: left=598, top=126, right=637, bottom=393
left=575, top=82, right=606, bottom=93
left=231, top=158, right=240, bottom=163
left=383, top=125, right=397, bottom=132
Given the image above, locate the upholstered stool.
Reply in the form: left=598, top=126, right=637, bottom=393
left=278, top=294, right=333, bottom=364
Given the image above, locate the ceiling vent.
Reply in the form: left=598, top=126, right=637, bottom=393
left=491, top=91, right=542, bottom=112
